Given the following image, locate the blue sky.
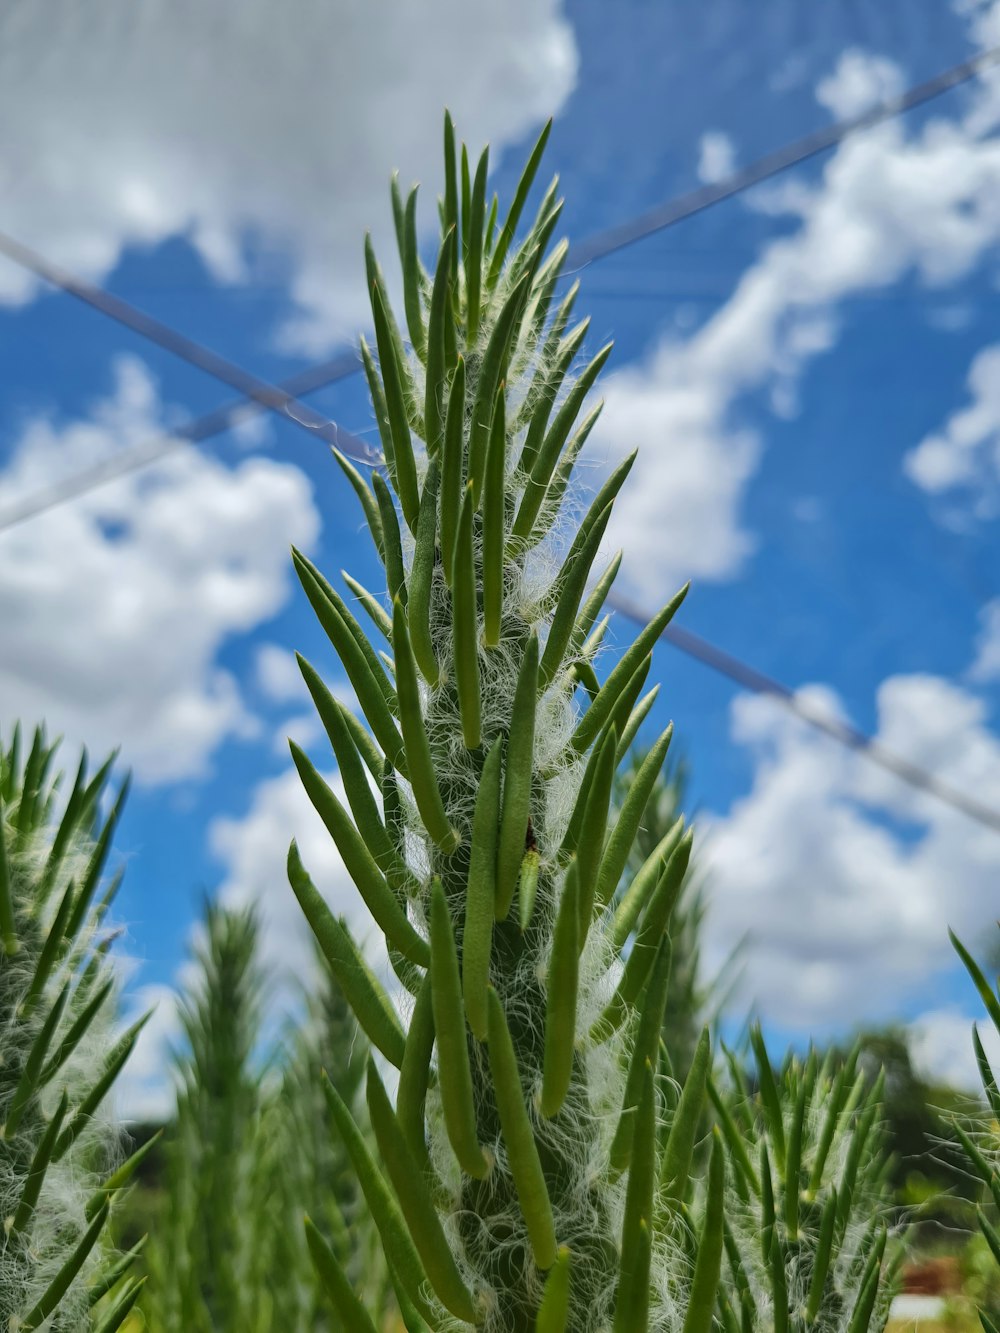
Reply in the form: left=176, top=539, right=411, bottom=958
left=3, top=0, right=1000, bottom=1113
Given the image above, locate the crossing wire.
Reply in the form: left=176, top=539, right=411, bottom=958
left=3, top=40, right=999, bottom=532
left=1, top=44, right=999, bottom=833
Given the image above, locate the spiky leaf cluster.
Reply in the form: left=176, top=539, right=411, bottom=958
left=271, top=946, right=391, bottom=1330
left=139, top=902, right=390, bottom=1333
left=0, top=724, right=147, bottom=1332
left=143, top=901, right=273, bottom=1333
left=712, top=1030, right=898, bottom=1333
left=286, top=118, right=731, bottom=1333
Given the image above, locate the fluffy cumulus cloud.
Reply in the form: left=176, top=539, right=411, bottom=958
left=702, top=672, right=1000, bottom=1031
left=905, top=343, right=1000, bottom=507
left=697, top=130, right=737, bottom=184
left=909, top=1005, right=1000, bottom=1091
left=0, top=1, right=576, bottom=354
left=591, top=29, right=1000, bottom=597
left=970, top=599, right=1000, bottom=681
left=814, top=48, right=905, bottom=119
left=0, top=357, right=319, bottom=783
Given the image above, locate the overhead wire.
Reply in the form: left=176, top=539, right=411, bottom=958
left=0, top=350, right=366, bottom=531
left=564, top=41, right=1000, bottom=270
left=0, top=46, right=998, bottom=833
left=609, top=593, right=1000, bottom=836
left=0, top=230, right=378, bottom=476
left=4, top=42, right=999, bottom=532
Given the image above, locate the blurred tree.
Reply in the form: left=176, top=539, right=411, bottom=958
left=135, top=900, right=392, bottom=1332
left=143, top=900, right=274, bottom=1333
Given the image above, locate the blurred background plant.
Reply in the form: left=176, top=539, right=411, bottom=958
left=0, top=724, right=148, bottom=1331
left=130, top=897, right=392, bottom=1333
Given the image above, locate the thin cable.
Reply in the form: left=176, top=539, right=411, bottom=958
left=0, top=231, right=378, bottom=467
left=0, top=51, right=997, bottom=832
left=0, top=351, right=366, bottom=532
left=565, top=42, right=1000, bottom=271
left=3, top=42, right=995, bottom=528
left=608, top=591, right=1000, bottom=836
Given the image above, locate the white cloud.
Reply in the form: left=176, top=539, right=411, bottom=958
left=256, top=643, right=309, bottom=704
left=697, top=131, right=736, bottom=185
left=0, top=1, right=576, bottom=354
left=591, top=358, right=760, bottom=593
left=591, top=33, right=1000, bottom=597
left=909, top=1005, right=1000, bottom=1091
left=815, top=48, right=905, bottom=120
left=970, top=599, right=1000, bottom=682
left=703, top=674, right=1000, bottom=1031
left=0, top=357, right=320, bottom=783
left=905, top=343, right=1000, bottom=504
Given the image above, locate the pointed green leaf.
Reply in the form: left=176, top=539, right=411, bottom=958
left=322, top=1078, right=438, bottom=1325
left=613, top=1061, right=656, bottom=1333
left=373, top=471, right=408, bottom=605
left=425, top=228, right=457, bottom=458
left=512, top=342, right=613, bottom=539
left=408, top=461, right=441, bottom=685
left=541, top=863, right=580, bottom=1118
left=465, top=146, right=489, bottom=344
left=430, top=878, right=488, bottom=1178
left=681, top=1130, right=726, bottom=1333
left=332, top=446, right=385, bottom=559
left=397, top=971, right=436, bottom=1173
left=452, top=483, right=482, bottom=749
left=372, top=281, right=420, bottom=532
left=21, top=1203, right=109, bottom=1330
left=467, top=273, right=532, bottom=504
left=287, top=841, right=407, bottom=1066
left=401, top=185, right=427, bottom=361
left=610, top=939, right=672, bottom=1173
left=0, top=795, right=18, bottom=956
left=660, top=1028, right=712, bottom=1207
left=488, top=119, right=552, bottom=287
left=440, top=355, right=466, bottom=586
left=539, top=504, right=614, bottom=689
left=570, top=584, right=689, bottom=755
left=11, top=1091, right=69, bottom=1235
left=464, top=740, right=502, bottom=1040
left=367, top=1059, right=478, bottom=1321
left=482, top=382, right=507, bottom=648
left=536, top=1246, right=571, bottom=1332
left=293, top=550, right=405, bottom=772
left=486, top=986, right=557, bottom=1270
left=290, top=745, right=429, bottom=966
left=596, top=724, right=674, bottom=910
left=496, top=634, right=539, bottom=919
left=392, top=599, right=458, bottom=853
left=342, top=571, right=392, bottom=640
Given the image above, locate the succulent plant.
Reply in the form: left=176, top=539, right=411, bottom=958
left=284, top=117, right=727, bottom=1332
left=0, top=724, right=147, bottom=1331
